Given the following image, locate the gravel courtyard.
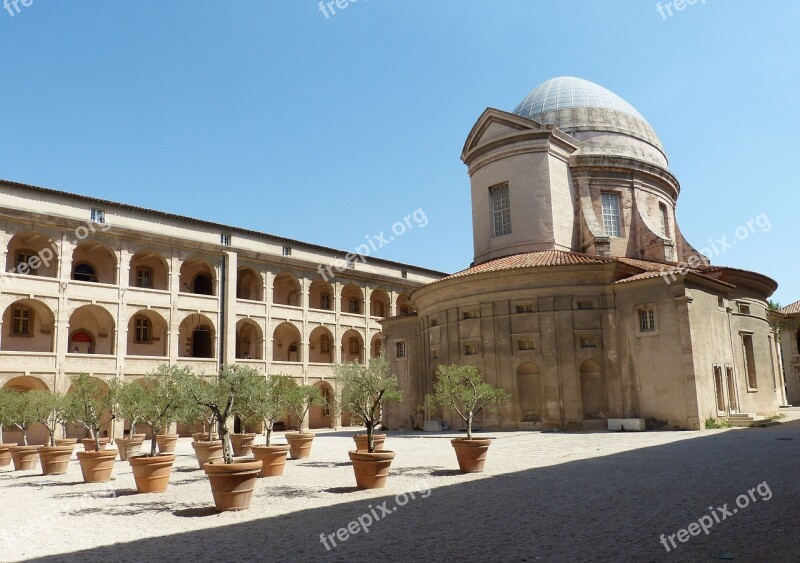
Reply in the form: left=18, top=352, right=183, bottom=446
left=2, top=411, right=798, bottom=563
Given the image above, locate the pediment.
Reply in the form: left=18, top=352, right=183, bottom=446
left=461, top=108, right=549, bottom=160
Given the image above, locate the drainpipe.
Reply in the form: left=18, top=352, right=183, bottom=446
left=219, top=255, right=227, bottom=364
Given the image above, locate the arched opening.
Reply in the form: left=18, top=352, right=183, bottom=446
left=273, top=273, right=301, bottom=306
left=396, top=294, right=414, bottom=316
left=341, top=284, right=363, bottom=315
left=0, top=299, right=56, bottom=352
left=341, top=329, right=364, bottom=363
left=579, top=360, right=607, bottom=420
left=272, top=322, right=301, bottom=362
left=309, top=278, right=333, bottom=311
left=180, top=257, right=216, bottom=296
left=178, top=314, right=216, bottom=358
left=235, top=319, right=263, bottom=360
left=370, top=289, right=390, bottom=318
left=72, top=241, right=117, bottom=284
left=68, top=305, right=116, bottom=354
left=1, top=376, right=50, bottom=445
left=309, top=381, right=334, bottom=429
left=237, top=267, right=263, bottom=301
left=129, top=251, right=169, bottom=290
left=370, top=333, right=383, bottom=359
left=126, top=310, right=168, bottom=356
left=309, top=326, right=334, bottom=364
left=6, top=231, right=59, bottom=278
left=516, top=362, right=542, bottom=422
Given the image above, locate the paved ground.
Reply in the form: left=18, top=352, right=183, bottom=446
left=2, top=410, right=799, bottom=563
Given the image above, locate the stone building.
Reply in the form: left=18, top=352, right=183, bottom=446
left=0, top=180, right=443, bottom=444
left=777, top=300, right=800, bottom=405
left=382, top=77, right=785, bottom=431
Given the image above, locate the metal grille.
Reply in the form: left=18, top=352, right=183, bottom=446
left=601, top=192, right=621, bottom=237
left=490, top=184, right=511, bottom=237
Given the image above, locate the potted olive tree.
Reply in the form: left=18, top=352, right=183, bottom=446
left=337, top=357, right=402, bottom=489
left=0, top=388, right=18, bottom=468
left=68, top=373, right=118, bottom=483
left=187, top=364, right=263, bottom=511
left=425, top=364, right=510, bottom=473
left=113, top=380, right=148, bottom=461
left=127, top=365, right=193, bottom=494
left=248, top=374, right=293, bottom=477
left=280, top=380, right=324, bottom=460
left=28, top=390, right=75, bottom=475
left=7, top=390, right=41, bottom=471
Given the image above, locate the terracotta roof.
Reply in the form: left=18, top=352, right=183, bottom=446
left=380, top=312, right=419, bottom=322
left=779, top=300, right=800, bottom=315
left=439, top=250, right=612, bottom=283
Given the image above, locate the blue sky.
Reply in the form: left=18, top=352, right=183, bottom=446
left=0, top=0, right=797, bottom=303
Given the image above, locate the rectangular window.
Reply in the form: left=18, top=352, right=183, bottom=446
left=282, top=246, right=292, bottom=257
left=90, top=208, right=105, bottom=224
left=349, top=299, right=360, bottom=314
left=580, top=336, right=597, bottom=348
left=717, top=296, right=725, bottom=309
left=518, top=339, right=535, bottom=351
left=134, top=317, right=150, bottom=343
left=15, top=251, right=37, bottom=275
left=516, top=304, right=534, bottom=314
left=490, top=184, right=511, bottom=237
left=430, top=318, right=438, bottom=327
left=464, top=343, right=479, bottom=356
left=220, top=233, right=231, bottom=247
left=742, top=334, right=757, bottom=389
left=601, top=192, right=622, bottom=237
left=401, top=270, right=408, bottom=279
left=639, top=308, right=656, bottom=333
left=11, top=308, right=33, bottom=336
left=462, top=311, right=479, bottom=320
left=738, top=303, right=751, bottom=315
left=431, top=347, right=439, bottom=360
left=136, top=267, right=152, bottom=288
left=659, top=203, right=670, bottom=237
left=396, top=341, right=407, bottom=358
left=320, top=335, right=331, bottom=353
left=320, top=294, right=330, bottom=310
left=577, top=301, right=593, bottom=310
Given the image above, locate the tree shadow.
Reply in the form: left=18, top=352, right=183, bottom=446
left=322, top=486, right=360, bottom=494
left=173, top=507, right=218, bottom=518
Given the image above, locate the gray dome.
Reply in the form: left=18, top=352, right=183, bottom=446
left=513, top=77, right=668, bottom=168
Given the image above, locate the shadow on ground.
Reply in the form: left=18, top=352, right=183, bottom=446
left=28, top=420, right=800, bottom=563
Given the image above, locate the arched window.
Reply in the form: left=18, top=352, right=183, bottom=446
left=73, top=263, right=97, bottom=282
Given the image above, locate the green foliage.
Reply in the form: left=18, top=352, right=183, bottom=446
left=336, top=356, right=402, bottom=453
left=768, top=300, right=782, bottom=311
left=0, top=388, right=20, bottom=443
left=113, top=380, right=149, bottom=436
left=425, top=364, right=510, bottom=440
left=131, top=365, right=195, bottom=456
left=67, top=373, right=116, bottom=451
left=5, top=390, right=39, bottom=446
left=27, top=390, right=71, bottom=447
left=704, top=417, right=731, bottom=429
left=279, top=378, right=324, bottom=434
left=245, top=374, right=294, bottom=446
left=186, top=364, right=264, bottom=463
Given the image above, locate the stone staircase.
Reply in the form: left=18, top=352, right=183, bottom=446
left=725, top=413, right=778, bottom=428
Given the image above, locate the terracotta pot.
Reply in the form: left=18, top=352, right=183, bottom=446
left=230, top=433, right=256, bottom=457
left=130, top=454, right=177, bottom=493
left=39, top=445, right=75, bottom=476
left=10, top=445, right=40, bottom=471
left=203, top=459, right=262, bottom=512
left=55, top=438, right=78, bottom=447
left=116, top=437, right=145, bottom=461
left=451, top=438, right=492, bottom=473
left=81, top=437, right=110, bottom=452
left=192, top=432, right=219, bottom=442
left=353, top=433, right=386, bottom=452
left=192, top=440, right=224, bottom=470
left=130, top=433, right=147, bottom=441
left=285, top=433, right=314, bottom=459
left=77, top=449, right=118, bottom=483
left=251, top=444, right=290, bottom=477
left=156, top=434, right=179, bottom=454
left=348, top=450, right=395, bottom=489
left=0, top=443, right=17, bottom=467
